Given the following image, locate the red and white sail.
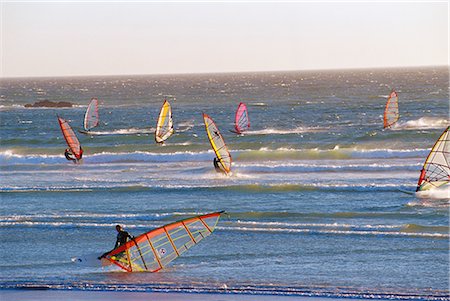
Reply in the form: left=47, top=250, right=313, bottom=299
left=383, top=91, right=399, bottom=128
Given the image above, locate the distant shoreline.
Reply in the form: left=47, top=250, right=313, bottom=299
left=0, top=65, right=447, bottom=80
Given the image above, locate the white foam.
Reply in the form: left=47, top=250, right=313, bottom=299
left=85, top=128, right=153, bottom=135
left=392, top=117, right=449, bottom=130
left=415, top=184, right=450, bottom=200
left=234, top=220, right=401, bottom=230
left=216, top=226, right=448, bottom=238
left=245, top=126, right=327, bottom=135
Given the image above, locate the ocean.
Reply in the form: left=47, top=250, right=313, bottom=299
left=0, top=67, right=449, bottom=299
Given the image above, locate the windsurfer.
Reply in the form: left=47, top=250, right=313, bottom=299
left=213, top=157, right=225, bottom=174
left=64, top=148, right=76, bottom=161
left=98, top=225, right=134, bottom=259
left=64, top=147, right=83, bottom=162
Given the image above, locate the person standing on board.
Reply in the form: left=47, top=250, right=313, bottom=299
left=98, top=225, right=133, bottom=259
left=64, top=148, right=76, bottom=162
left=64, top=147, right=83, bottom=163
left=213, top=157, right=226, bottom=174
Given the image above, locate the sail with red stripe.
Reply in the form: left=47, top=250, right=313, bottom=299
left=203, top=113, right=232, bottom=174
left=234, top=102, right=250, bottom=134
left=58, top=117, right=82, bottom=160
left=84, top=98, right=99, bottom=131
left=155, top=100, right=174, bottom=143
left=103, top=211, right=224, bottom=272
left=416, top=126, right=450, bottom=192
left=383, top=90, right=399, bottom=128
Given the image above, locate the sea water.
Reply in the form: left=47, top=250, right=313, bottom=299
left=0, top=67, right=449, bottom=299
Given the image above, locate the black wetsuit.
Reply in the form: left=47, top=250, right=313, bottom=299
left=65, top=149, right=76, bottom=161
left=213, top=158, right=223, bottom=174
left=114, top=230, right=133, bottom=249
left=98, top=230, right=133, bottom=259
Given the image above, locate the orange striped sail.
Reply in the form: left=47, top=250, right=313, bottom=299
left=58, top=117, right=82, bottom=160
left=203, top=113, right=232, bottom=174
left=383, top=90, right=399, bottom=128
left=103, top=211, right=224, bottom=272
left=416, top=126, right=450, bottom=192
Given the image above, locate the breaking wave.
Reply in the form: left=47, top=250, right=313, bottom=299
left=392, top=117, right=449, bottom=130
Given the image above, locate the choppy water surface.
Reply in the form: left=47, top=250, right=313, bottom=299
left=0, top=67, right=449, bottom=299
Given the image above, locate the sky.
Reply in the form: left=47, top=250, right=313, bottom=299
left=1, top=1, right=448, bottom=77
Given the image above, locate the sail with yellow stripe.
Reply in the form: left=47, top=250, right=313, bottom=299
left=203, top=113, right=232, bottom=174
left=103, top=211, right=224, bottom=272
left=383, top=90, right=399, bottom=128
left=416, top=126, right=450, bottom=192
left=58, top=117, right=83, bottom=160
left=155, top=100, right=174, bottom=144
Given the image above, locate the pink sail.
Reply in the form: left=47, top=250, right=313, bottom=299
left=234, top=102, right=250, bottom=134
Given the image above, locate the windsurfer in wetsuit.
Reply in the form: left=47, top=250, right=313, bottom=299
left=98, top=225, right=133, bottom=259
left=65, top=148, right=76, bottom=161
left=213, top=157, right=225, bottom=174
left=64, top=147, right=83, bottom=163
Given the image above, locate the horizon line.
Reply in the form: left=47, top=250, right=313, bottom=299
left=1, top=64, right=448, bottom=80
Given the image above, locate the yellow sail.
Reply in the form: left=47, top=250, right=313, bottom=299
left=203, top=113, right=232, bottom=174
left=155, top=100, right=174, bottom=143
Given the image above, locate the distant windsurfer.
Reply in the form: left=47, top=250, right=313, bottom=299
left=213, top=157, right=225, bottom=174
left=64, top=147, right=83, bottom=163
left=64, top=149, right=76, bottom=161
left=98, top=225, right=134, bottom=260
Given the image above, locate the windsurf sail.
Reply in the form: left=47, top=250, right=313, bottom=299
left=58, top=117, right=82, bottom=160
left=416, top=126, right=450, bottom=192
left=234, top=102, right=250, bottom=134
left=203, top=113, right=232, bottom=174
left=383, top=90, right=399, bottom=128
left=84, top=98, right=99, bottom=131
left=155, top=99, right=174, bottom=143
left=103, top=211, right=224, bottom=272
